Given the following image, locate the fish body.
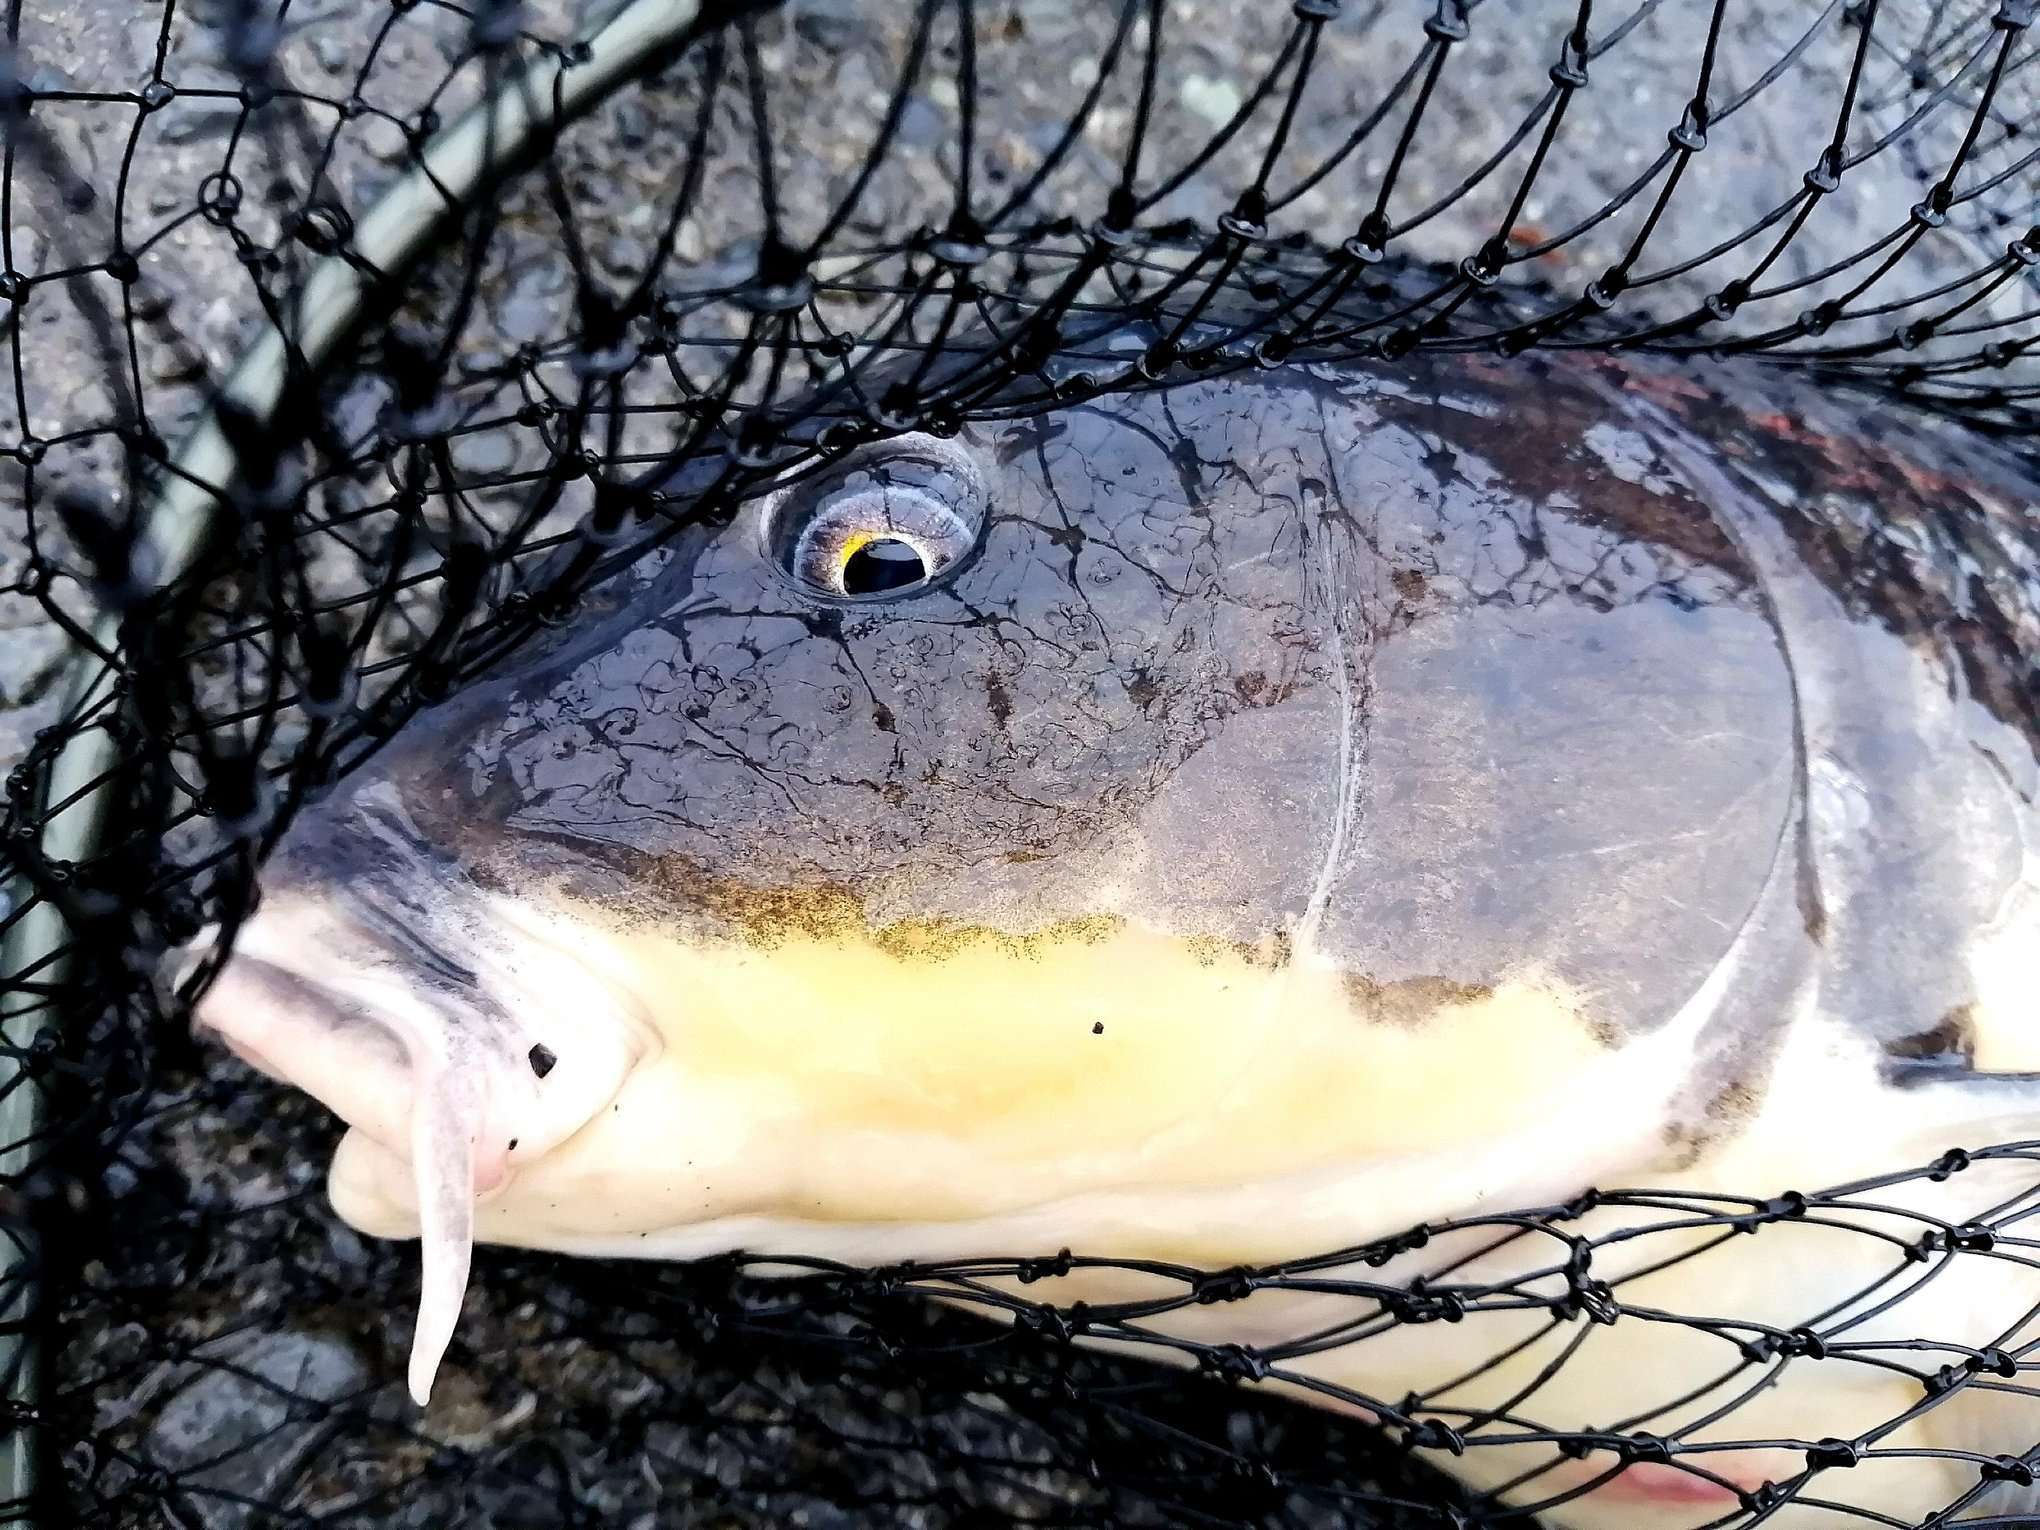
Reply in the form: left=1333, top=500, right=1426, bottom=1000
left=195, top=349, right=2040, bottom=1526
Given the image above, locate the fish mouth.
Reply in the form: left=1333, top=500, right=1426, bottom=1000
left=200, top=951, right=402, bottom=1122
left=181, top=879, right=652, bottom=1408
left=184, top=911, right=427, bottom=1162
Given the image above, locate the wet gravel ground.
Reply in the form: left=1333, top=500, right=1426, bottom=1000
left=4, top=0, right=2037, bottom=1524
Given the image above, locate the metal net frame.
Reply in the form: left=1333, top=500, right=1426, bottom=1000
left=0, top=0, right=2037, bottom=1523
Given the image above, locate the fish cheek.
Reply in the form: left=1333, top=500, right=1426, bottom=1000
left=328, top=1125, right=421, bottom=1240
left=474, top=1036, right=746, bottom=1242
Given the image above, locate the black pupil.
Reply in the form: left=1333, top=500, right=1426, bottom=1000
left=842, top=537, right=928, bottom=595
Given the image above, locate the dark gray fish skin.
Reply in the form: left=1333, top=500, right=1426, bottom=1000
left=266, top=348, right=2036, bottom=1098
left=1617, top=358, right=2040, bottom=1070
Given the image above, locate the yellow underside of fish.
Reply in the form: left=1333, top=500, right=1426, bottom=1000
left=331, top=892, right=1627, bottom=1262
left=317, top=891, right=2040, bottom=1528
left=566, top=905, right=1602, bottom=1213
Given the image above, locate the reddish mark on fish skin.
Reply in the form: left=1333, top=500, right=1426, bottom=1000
left=1507, top=223, right=1569, bottom=265
left=1588, top=1461, right=1747, bottom=1505
left=1539, top=1448, right=1793, bottom=1508
left=1619, top=369, right=1988, bottom=506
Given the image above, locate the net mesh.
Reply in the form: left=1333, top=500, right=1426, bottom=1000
left=1, top=0, right=2038, bottom=1524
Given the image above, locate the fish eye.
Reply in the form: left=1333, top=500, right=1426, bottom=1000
left=764, top=433, right=987, bottom=602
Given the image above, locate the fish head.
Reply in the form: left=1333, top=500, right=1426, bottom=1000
left=191, top=356, right=1804, bottom=1401
left=186, top=347, right=2040, bottom=1525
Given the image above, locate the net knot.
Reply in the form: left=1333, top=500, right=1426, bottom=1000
left=1584, top=270, right=1627, bottom=310
left=297, top=655, right=355, bottom=722
left=1926, top=1363, right=1971, bottom=1397
left=1193, top=1268, right=1257, bottom=1305
left=1424, top=1, right=1471, bottom=44
left=734, top=414, right=791, bottom=468
left=1740, top=1481, right=1789, bottom=1513
left=1052, top=369, right=1098, bottom=402
left=1805, top=146, right=1844, bottom=193
left=201, top=753, right=275, bottom=840
left=1806, top=1437, right=1862, bottom=1469
left=1403, top=1419, right=1465, bottom=1455
left=1973, top=1346, right=2020, bottom=1377
left=1459, top=244, right=1503, bottom=287
left=1705, top=278, right=1751, bottom=321
left=197, top=170, right=244, bottom=224
left=1394, top=1282, right=1466, bottom=1324
left=1363, top=1225, right=1430, bottom=1266
left=1092, top=190, right=1137, bottom=246
left=1558, top=1276, right=1619, bottom=1325
left=1668, top=100, right=1710, bottom=152
left=1617, top=1433, right=1672, bottom=1466
left=1346, top=210, right=1392, bottom=265
left=1218, top=208, right=1267, bottom=242
left=1015, top=1248, right=1074, bottom=1283
left=1015, top=1305, right=1081, bottom=1346
left=1202, top=1343, right=1269, bottom=1383
left=924, top=217, right=991, bottom=268
left=1911, top=194, right=1951, bottom=229
left=1339, top=235, right=1385, bottom=266
left=740, top=240, right=814, bottom=314
left=1797, top=301, right=1841, bottom=336
left=1380, top=325, right=1421, bottom=360
left=1253, top=332, right=1295, bottom=368
left=1134, top=339, right=1180, bottom=381
left=1984, top=1455, right=2038, bottom=1485
left=1778, top=1327, right=1828, bottom=1360
left=1931, top=1147, right=1973, bottom=1179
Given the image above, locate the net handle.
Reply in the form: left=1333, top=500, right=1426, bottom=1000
left=0, top=0, right=707, bottom=1508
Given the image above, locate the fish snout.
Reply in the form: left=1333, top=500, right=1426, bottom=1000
left=188, top=881, right=649, bottom=1180
left=181, top=865, right=651, bottom=1405
left=187, top=902, right=429, bottom=1164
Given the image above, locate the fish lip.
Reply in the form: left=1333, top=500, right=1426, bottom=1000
left=196, top=885, right=660, bottom=1175
left=190, top=928, right=423, bottom=1161
left=201, top=950, right=340, bottom=1071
